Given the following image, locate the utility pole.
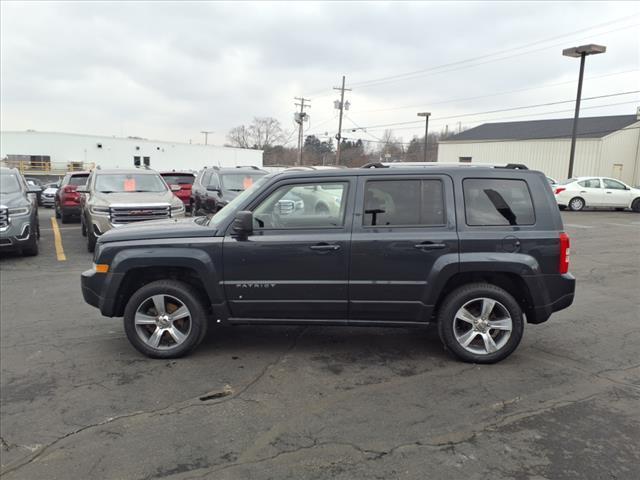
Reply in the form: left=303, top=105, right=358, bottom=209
left=200, top=130, right=214, bottom=145
left=294, top=97, right=310, bottom=166
left=333, top=75, right=351, bottom=165
left=417, top=112, right=431, bottom=162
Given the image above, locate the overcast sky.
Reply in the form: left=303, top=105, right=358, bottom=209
left=1, top=1, right=639, bottom=147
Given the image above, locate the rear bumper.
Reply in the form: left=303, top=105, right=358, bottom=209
left=526, top=273, right=576, bottom=324
left=61, top=205, right=81, bottom=215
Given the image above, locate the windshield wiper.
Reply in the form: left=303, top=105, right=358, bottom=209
left=99, top=190, right=115, bottom=193
left=226, top=188, right=244, bottom=192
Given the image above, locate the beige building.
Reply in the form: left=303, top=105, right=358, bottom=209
left=437, top=113, right=640, bottom=185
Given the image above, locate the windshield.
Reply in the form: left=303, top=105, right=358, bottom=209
left=95, top=173, right=168, bottom=193
left=220, top=172, right=266, bottom=192
left=0, top=173, right=22, bottom=194
left=161, top=174, right=195, bottom=185
left=69, top=175, right=89, bottom=186
left=208, top=175, right=270, bottom=227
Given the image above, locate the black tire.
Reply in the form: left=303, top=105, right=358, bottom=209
left=55, top=203, right=61, bottom=219
left=615, top=208, right=625, bottom=212
left=87, top=224, right=97, bottom=253
left=22, top=224, right=39, bottom=257
left=80, top=216, right=87, bottom=237
left=632, top=198, right=640, bottom=213
left=123, top=280, right=209, bottom=359
left=568, top=197, right=585, bottom=211
left=558, top=205, right=566, bottom=211
left=437, top=283, right=524, bottom=364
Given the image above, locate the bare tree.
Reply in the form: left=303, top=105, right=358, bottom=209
left=226, top=117, right=288, bottom=149
left=226, top=125, right=252, bottom=148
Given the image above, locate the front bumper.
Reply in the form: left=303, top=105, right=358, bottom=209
left=0, top=216, right=34, bottom=250
left=42, top=195, right=56, bottom=206
left=81, top=267, right=124, bottom=317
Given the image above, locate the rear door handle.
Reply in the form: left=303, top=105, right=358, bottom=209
left=414, top=242, right=447, bottom=251
left=310, top=243, right=341, bottom=251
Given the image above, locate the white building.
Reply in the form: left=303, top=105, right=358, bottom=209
left=437, top=113, right=640, bottom=185
left=0, top=130, right=262, bottom=174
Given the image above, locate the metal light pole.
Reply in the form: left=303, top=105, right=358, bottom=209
left=417, top=112, right=431, bottom=162
left=562, top=44, right=606, bottom=178
left=200, top=130, right=214, bottom=145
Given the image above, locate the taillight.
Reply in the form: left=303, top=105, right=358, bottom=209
left=63, top=186, right=75, bottom=193
left=559, top=232, right=570, bottom=274
left=554, top=187, right=566, bottom=195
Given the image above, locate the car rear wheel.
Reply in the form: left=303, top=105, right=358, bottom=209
left=568, top=197, right=585, bottom=211
left=632, top=198, right=640, bottom=213
left=54, top=202, right=61, bottom=219
left=123, top=280, right=208, bottom=359
left=438, top=283, right=524, bottom=364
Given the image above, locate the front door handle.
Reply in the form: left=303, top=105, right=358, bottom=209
left=414, top=242, right=447, bottom=251
left=310, top=243, right=341, bottom=251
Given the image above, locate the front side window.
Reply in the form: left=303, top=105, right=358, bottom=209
left=578, top=178, right=601, bottom=188
left=253, top=182, right=348, bottom=229
left=363, top=179, right=445, bottom=227
left=464, top=178, right=535, bottom=226
left=94, top=173, right=167, bottom=193
left=603, top=178, right=626, bottom=190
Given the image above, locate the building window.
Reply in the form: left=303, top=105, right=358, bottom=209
left=143, top=156, right=150, bottom=167
left=133, top=156, right=141, bottom=166
left=459, top=157, right=472, bottom=163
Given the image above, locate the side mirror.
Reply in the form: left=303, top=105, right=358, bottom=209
left=170, top=184, right=181, bottom=192
left=232, top=211, right=253, bottom=236
left=27, top=186, right=41, bottom=193
left=207, top=185, right=221, bottom=192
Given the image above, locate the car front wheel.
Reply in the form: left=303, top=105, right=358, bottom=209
left=438, top=283, right=524, bottom=364
left=123, top=280, right=208, bottom=358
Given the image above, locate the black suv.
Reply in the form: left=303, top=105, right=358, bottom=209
left=82, top=165, right=575, bottom=363
left=190, top=166, right=267, bottom=214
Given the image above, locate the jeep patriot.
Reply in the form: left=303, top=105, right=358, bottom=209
left=81, top=165, right=575, bottom=363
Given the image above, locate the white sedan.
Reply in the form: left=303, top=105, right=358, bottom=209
left=554, top=177, right=640, bottom=212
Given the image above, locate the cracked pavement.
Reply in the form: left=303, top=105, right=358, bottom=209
left=1, top=209, right=639, bottom=479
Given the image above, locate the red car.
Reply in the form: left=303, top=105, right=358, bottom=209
left=55, top=171, right=90, bottom=223
left=160, top=171, right=196, bottom=212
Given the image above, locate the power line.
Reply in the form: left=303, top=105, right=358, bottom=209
left=350, top=22, right=639, bottom=90
left=303, top=15, right=639, bottom=97
left=356, top=69, right=639, bottom=114
left=346, top=90, right=640, bottom=132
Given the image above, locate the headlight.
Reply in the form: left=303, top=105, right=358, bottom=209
left=90, top=205, right=110, bottom=215
left=8, top=206, right=30, bottom=216
left=171, top=204, right=185, bottom=215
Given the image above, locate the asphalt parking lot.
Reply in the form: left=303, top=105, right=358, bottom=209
left=1, top=207, right=639, bottom=480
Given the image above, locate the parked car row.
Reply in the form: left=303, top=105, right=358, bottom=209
left=0, top=167, right=41, bottom=256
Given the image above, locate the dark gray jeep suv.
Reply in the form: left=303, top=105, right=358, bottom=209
left=82, top=165, right=575, bottom=363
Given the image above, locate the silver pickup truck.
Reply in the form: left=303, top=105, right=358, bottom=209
left=79, top=169, right=185, bottom=252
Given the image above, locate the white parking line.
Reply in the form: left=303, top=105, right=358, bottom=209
left=602, top=223, right=640, bottom=228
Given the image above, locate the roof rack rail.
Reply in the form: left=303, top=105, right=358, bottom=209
left=235, top=165, right=263, bottom=170
left=499, top=163, right=529, bottom=170
left=361, top=162, right=388, bottom=169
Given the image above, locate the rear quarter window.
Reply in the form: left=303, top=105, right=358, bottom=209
left=463, top=178, right=535, bottom=226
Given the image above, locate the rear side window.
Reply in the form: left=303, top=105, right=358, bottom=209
left=464, top=178, right=535, bottom=226
left=578, top=179, right=601, bottom=188
left=363, top=179, right=445, bottom=227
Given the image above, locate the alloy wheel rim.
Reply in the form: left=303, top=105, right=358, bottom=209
left=571, top=198, right=583, bottom=209
left=453, top=297, right=513, bottom=355
left=134, top=294, right=192, bottom=350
